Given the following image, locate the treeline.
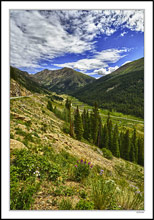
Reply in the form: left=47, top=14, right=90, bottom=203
left=47, top=99, right=144, bottom=166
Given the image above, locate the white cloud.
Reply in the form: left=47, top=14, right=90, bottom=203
left=10, top=10, right=144, bottom=69
left=120, top=31, right=128, bottom=37
left=121, top=60, right=131, bottom=66
left=54, top=48, right=128, bottom=71
left=94, top=66, right=119, bottom=76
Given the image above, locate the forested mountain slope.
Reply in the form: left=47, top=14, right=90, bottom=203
left=73, top=58, right=144, bottom=118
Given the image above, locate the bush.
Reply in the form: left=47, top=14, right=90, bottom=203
left=75, top=199, right=94, bottom=210
left=73, top=159, right=93, bottom=182
left=91, top=177, right=118, bottom=210
left=62, top=122, right=70, bottom=134
left=47, top=100, right=53, bottom=111
left=59, top=198, right=73, bottom=210
left=102, top=148, right=113, bottom=160
left=10, top=177, right=40, bottom=210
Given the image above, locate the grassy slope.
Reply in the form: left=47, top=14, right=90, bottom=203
left=10, top=95, right=144, bottom=210
left=32, top=67, right=96, bottom=94
left=73, top=58, right=144, bottom=118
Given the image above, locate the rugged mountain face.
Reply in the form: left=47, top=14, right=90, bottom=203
left=73, top=58, right=144, bottom=118
left=32, top=67, right=96, bottom=94
left=10, top=66, right=50, bottom=96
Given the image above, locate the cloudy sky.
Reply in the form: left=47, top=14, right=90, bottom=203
left=10, top=10, right=144, bottom=78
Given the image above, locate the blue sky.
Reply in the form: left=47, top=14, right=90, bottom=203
left=10, top=10, right=144, bottom=78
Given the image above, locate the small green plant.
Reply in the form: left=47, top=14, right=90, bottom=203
left=25, top=120, right=32, bottom=127
left=62, top=122, right=70, bottom=134
left=75, top=199, right=94, bottom=210
left=10, top=133, right=14, bottom=139
left=79, top=190, right=87, bottom=199
left=41, top=123, right=48, bottom=132
left=15, top=128, right=27, bottom=136
left=59, top=198, right=73, bottom=210
left=102, top=148, right=113, bottom=160
left=91, top=177, right=117, bottom=210
left=47, top=100, right=53, bottom=111
left=73, top=159, right=93, bottom=182
left=10, top=177, right=40, bottom=210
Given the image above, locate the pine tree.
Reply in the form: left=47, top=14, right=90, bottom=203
left=123, top=129, right=130, bottom=161
left=47, top=100, right=53, bottom=111
left=132, top=128, right=138, bottom=163
left=65, top=98, right=71, bottom=110
left=119, top=131, right=124, bottom=158
left=97, top=116, right=102, bottom=148
left=102, top=124, right=109, bottom=149
left=106, top=112, right=113, bottom=151
left=138, top=137, right=144, bottom=166
left=74, top=106, right=83, bottom=140
left=90, top=102, right=99, bottom=144
left=129, top=143, right=136, bottom=162
left=112, top=124, right=120, bottom=157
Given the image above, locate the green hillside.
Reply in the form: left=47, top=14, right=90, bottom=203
left=10, top=66, right=50, bottom=95
left=10, top=94, right=144, bottom=210
left=32, top=67, right=96, bottom=94
left=73, top=58, right=144, bottom=118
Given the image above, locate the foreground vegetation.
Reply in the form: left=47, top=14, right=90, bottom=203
left=10, top=94, right=144, bottom=210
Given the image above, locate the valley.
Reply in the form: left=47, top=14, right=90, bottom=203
left=10, top=58, right=144, bottom=210
left=10, top=94, right=144, bottom=210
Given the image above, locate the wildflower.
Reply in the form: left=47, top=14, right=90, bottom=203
left=75, top=165, right=78, bottom=168
left=80, top=159, right=83, bottom=163
left=90, top=165, right=93, bottom=168
left=99, top=169, right=104, bottom=175
left=88, top=162, right=91, bottom=165
left=135, top=191, right=140, bottom=194
left=84, top=161, right=86, bottom=164
left=77, top=160, right=79, bottom=163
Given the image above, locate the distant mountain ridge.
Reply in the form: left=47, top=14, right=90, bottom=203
left=10, top=66, right=50, bottom=96
left=31, top=67, right=96, bottom=94
left=73, top=58, right=144, bottom=118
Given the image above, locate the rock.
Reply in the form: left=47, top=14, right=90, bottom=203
left=96, top=148, right=103, bottom=156
left=10, top=139, right=27, bottom=151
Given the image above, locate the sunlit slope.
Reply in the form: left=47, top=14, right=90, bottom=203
left=32, top=67, right=96, bottom=94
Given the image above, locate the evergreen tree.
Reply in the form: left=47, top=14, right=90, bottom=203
left=112, top=124, right=120, bottom=157
left=65, top=98, right=71, bottom=110
left=90, top=102, right=99, bottom=144
left=97, top=116, right=102, bottom=148
left=123, top=129, right=130, bottom=161
left=74, top=106, right=83, bottom=140
left=47, top=100, right=53, bottom=111
left=102, top=124, right=109, bottom=149
left=82, top=108, right=87, bottom=135
left=129, top=142, right=136, bottom=162
left=106, top=112, right=113, bottom=151
left=132, top=128, right=138, bottom=163
left=138, top=137, right=144, bottom=166
left=119, top=131, right=124, bottom=158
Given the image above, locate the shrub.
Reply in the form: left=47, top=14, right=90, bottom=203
left=75, top=199, right=94, bottom=210
left=102, top=148, right=113, bottom=160
left=79, top=190, right=87, bottom=199
left=47, top=100, right=53, bottom=111
left=91, top=177, right=118, bottom=210
left=10, top=177, right=40, bottom=210
left=10, top=133, right=14, bottom=139
left=59, top=198, right=73, bottom=210
left=73, top=159, right=93, bottom=182
left=62, top=122, right=70, bottom=134
left=25, top=120, right=32, bottom=127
